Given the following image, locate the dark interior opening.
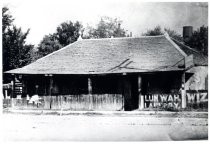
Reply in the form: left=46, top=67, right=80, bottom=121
left=92, top=75, right=122, bottom=94
left=123, top=75, right=139, bottom=111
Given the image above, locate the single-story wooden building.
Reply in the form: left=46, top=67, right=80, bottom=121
left=4, top=33, right=207, bottom=111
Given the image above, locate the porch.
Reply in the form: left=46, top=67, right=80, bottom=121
left=3, top=71, right=193, bottom=111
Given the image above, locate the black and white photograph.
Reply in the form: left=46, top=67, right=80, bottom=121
left=1, top=0, right=208, bottom=142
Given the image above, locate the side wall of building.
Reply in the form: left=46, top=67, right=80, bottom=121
left=185, top=66, right=208, bottom=90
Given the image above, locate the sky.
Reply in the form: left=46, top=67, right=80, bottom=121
left=2, top=0, right=208, bottom=46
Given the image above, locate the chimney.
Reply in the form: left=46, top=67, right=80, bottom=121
left=183, top=26, right=193, bottom=43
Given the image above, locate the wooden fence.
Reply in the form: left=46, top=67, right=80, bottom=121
left=3, top=91, right=207, bottom=111
left=3, top=94, right=123, bottom=111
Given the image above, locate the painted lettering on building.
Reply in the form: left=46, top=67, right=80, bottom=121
left=144, top=94, right=181, bottom=110
left=186, top=90, right=208, bottom=109
left=143, top=90, right=208, bottom=110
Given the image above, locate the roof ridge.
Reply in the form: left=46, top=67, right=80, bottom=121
left=82, top=35, right=165, bottom=41
left=164, top=34, right=187, bottom=57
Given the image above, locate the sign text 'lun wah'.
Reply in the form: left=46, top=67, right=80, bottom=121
left=143, top=91, right=208, bottom=109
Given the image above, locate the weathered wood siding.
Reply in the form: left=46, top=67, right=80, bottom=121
left=3, top=94, right=123, bottom=111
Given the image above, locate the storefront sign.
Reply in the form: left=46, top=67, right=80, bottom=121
left=144, top=90, right=208, bottom=110
left=186, top=90, right=208, bottom=103
left=186, top=90, right=208, bottom=109
left=144, top=94, right=181, bottom=109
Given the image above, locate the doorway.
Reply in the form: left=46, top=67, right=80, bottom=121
left=123, top=75, right=139, bottom=111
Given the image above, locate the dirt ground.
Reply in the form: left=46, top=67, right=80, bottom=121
left=1, top=112, right=208, bottom=141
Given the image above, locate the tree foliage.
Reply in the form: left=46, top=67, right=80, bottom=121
left=55, top=21, right=82, bottom=46
left=143, top=25, right=208, bottom=56
left=83, top=16, right=127, bottom=39
left=143, top=26, right=163, bottom=36
left=35, top=21, right=82, bottom=60
left=37, top=34, right=62, bottom=58
left=2, top=7, right=14, bottom=33
left=142, top=25, right=183, bottom=41
left=35, top=17, right=127, bottom=60
left=2, top=7, right=34, bottom=71
left=186, top=26, right=208, bottom=56
left=164, top=28, right=183, bottom=42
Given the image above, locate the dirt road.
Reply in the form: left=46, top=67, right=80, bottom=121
left=1, top=112, right=208, bottom=141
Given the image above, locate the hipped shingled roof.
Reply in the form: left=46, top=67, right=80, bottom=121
left=6, top=35, right=188, bottom=75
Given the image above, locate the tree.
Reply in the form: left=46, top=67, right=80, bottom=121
left=186, top=26, right=208, bottom=56
left=2, top=7, right=14, bottom=33
left=143, top=25, right=208, bottom=56
left=142, top=26, right=182, bottom=42
left=83, top=16, right=127, bottom=39
left=55, top=21, right=83, bottom=46
left=2, top=7, right=34, bottom=72
left=37, top=34, right=62, bottom=57
left=143, top=26, right=163, bottom=36
left=35, top=21, right=82, bottom=59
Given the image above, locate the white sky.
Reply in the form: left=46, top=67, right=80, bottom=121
left=2, top=0, right=208, bottom=46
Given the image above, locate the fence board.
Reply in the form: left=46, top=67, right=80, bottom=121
left=3, top=94, right=123, bottom=111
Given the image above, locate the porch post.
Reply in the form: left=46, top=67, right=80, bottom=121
left=44, top=74, right=48, bottom=95
left=5, top=89, right=8, bottom=99
left=49, top=74, right=53, bottom=96
left=11, top=74, right=15, bottom=98
left=22, top=75, right=27, bottom=98
left=88, top=77, right=92, bottom=95
left=49, top=74, right=53, bottom=109
left=138, top=75, right=144, bottom=110
left=88, top=77, right=93, bottom=110
left=181, top=72, right=186, bottom=108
